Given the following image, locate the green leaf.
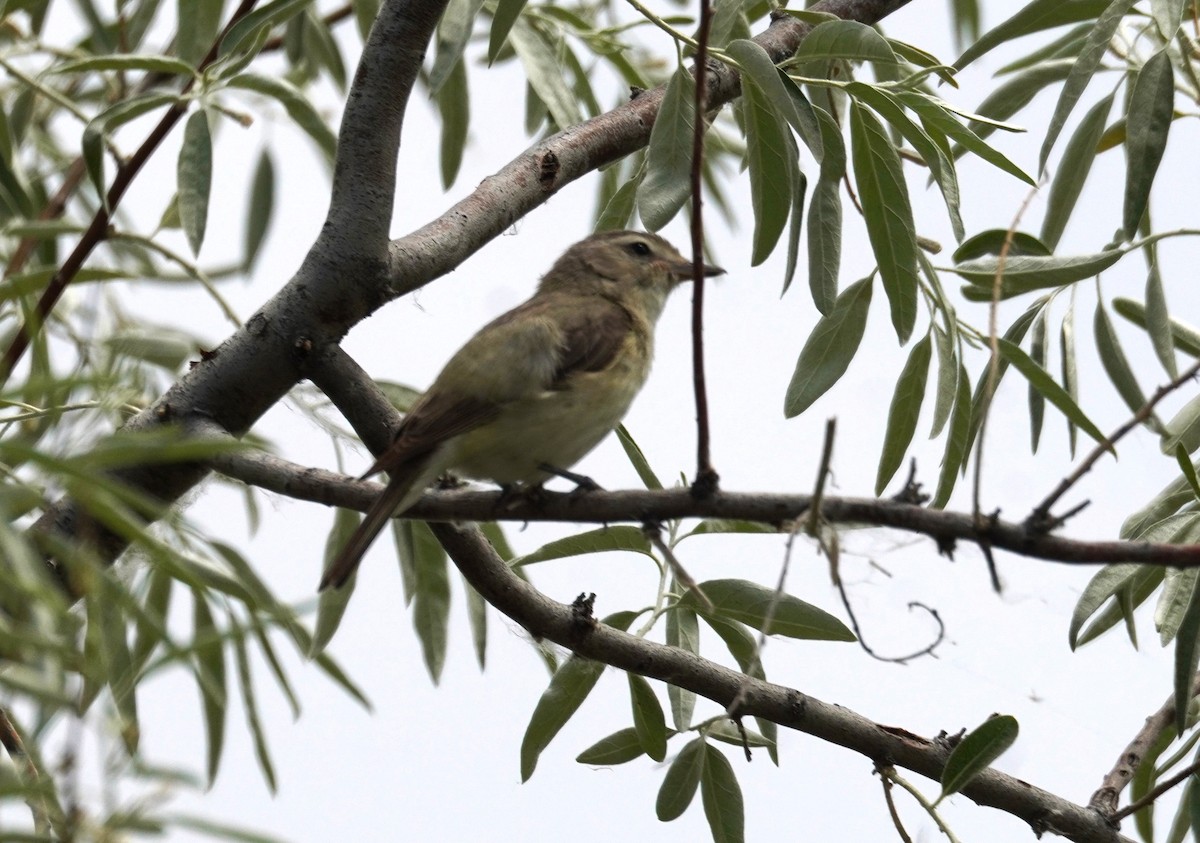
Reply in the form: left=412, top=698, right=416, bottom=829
left=225, top=74, right=337, bottom=163
left=638, top=65, right=695, bottom=231
left=178, top=0, right=227, bottom=66
left=876, top=335, right=932, bottom=494
left=1028, top=309, right=1048, bottom=452
left=1151, top=0, right=1188, bottom=37
left=1094, top=301, right=1153, bottom=425
left=488, top=0, right=529, bottom=64
left=656, top=738, right=705, bottom=821
left=1038, top=0, right=1136, bottom=174
left=665, top=600, right=698, bottom=730
left=463, top=574, right=488, bottom=670
left=82, top=92, right=179, bottom=200
left=512, top=525, right=652, bottom=566
left=956, top=250, right=1125, bottom=300
left=1176, top=444, right=1200, bottom=502
left=1162, top=395, right=1200, bottom=456
left=954, top=0, right=1112, bottom=70
left=595, top=170, right=642, bottom=232
left=311, top=508, right=362, bottom=654
left=509, top=19, right=581, bottom=131
left=938, top=715, right=1019, bottom=801
left=616, top=424, right=663, bottom=490
left=628, top=674, right=668, bottom=761
left=429, top=0, right=484, bottom=93
left=1112, top=296, right=1200, bottom=357
left=1061, top=305, right=1079, bottom=456
left=1040, top=93, right=1113, bottom=250
left=931, top=362, right=971, bottom=508
left=1069, top=563, right=1145, bottom=649
left=682, top=579, right=855, bottom=641
left=793, top=20, right=898, bottom=64
left=741, top=73, right=795, bottom=266
left=1176, top=580, right=1200, bottom=732
left=435, top=56, right=469, bottom=189
left=354, top=0, right=383, bottom=39
left=576, top=728, right=646, bottom=766
left=806, top=108, right=845, bottom=314
left=996, top=338, right=1108, bottom=449
left=784, top=276, right=873, bottom=418
left=850, top=102, right=918, bottom=342
left=1146, top=263, right=1178, bottom=378
left=899, top=92, right=1035, bottom=186
left=701, top=744, right=744, bottom=843
left=930, top=325, right=957, bottom=437
left=952, top=230, right=1051, bottom=262
left=243, top=149, right=275, bottom=271
left=232, top=629, right=277, bottom=793
left=193, top=590, right=227, bottom=786
left=53, top=54, right=197, bottom=76
left=1157, top=568, right=1200, bottom=646
left=410, top=521, right=450, bottom=684
left=520, top=656, right=604, bottom=781
left=219, top=0, right=311, bottom=59
left=848, top=82, right=964, bottom=242
left=177, top=110, right=212, bottom=256
left=1123, top=49, right=1174, bottom=238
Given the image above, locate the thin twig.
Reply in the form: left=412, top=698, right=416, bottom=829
left=1030, top=355, right=1200, bottom=529
left=807, top=418, right=836, bottom=535
left=644, top=523, right=711, bottom=610
left=689, top=0, right=718, bottom=495
left=882, top=767, right=963, bottom=843
left=877, top=764, right=914, bottom=843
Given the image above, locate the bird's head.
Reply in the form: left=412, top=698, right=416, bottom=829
left=539, top=230, right=725, bottom=320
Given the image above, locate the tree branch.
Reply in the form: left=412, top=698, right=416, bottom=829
left=208, top=448, right=1200, bottom=570
left=428, top=519, right=1132, bottom=843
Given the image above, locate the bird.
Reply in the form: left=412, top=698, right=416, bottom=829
left=319, top=230, right=725, bottom=590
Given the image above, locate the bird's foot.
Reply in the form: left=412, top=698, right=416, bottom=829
left=538, top=462, right=604, bottom=494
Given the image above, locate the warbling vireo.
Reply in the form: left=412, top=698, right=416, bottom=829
left=319, top=230, right=724, bottom=589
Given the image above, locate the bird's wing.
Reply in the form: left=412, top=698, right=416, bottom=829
left=547, top=298, right=635, bottom=386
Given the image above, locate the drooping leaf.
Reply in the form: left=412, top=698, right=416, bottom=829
left=177, top=110, right=212, bottom=256
left=849, top=102, right=918, bottom=343
left=638, top=65, right=695, bottom=231
left=488, top=0, right=529, bottom=64
left=741, top=73, right=795, bottom=266
left=996, top=338, right=1108, bottom=449
left=784, top=276, right=873, bottom=418
left=1122, top=48, right=1175, bottom=238
left=435, top=57, right=469, bottom=189
left=628, top=674, right=668, bottom=761
left=938, top=715, right=1019, bottom=802
left=1146, top=263, right=1178, bottom=378
left=656, top=738, right=705, bottom=821
left=876, top=335, right=932, bottom=494
left=576, top=728, right=645, bottom=766
left=806, top=107, right=845, bottom=314
left=701, top=744, right=745, bottom=843
left=954, top=0, right=1113, bottom=70
left=243, top=149, right=275, bottom=271
left=1040, top=93, right=1113, bottom=250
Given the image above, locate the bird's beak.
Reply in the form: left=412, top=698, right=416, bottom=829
left=667, top=257, right=726, bottom=280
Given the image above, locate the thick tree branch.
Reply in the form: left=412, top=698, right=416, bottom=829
left=208, top=448, right=1200, bottom=570
left=429, top=520, right=1131, bottom=843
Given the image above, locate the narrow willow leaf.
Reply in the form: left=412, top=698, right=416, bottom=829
left=1038, top=0, right=1136, bottom=174
left=1040, top=93, right=1113, bottom=250
left=956, top=250, right=1124, bottom=299
left=784, top=276, right=873, bottom=418
left=225, top=74, right=337, bottom=162
left=968, top=60, right=1074, bottom=140
left=411, top=521, right=450, bottom=684
left=1094, top=301, right=1152, bottom=422
left=179, top=0, right=226, bottom=66
left=1151, top=0, right=1187, bottom=37
left=682, top=579, right=855, bottom=641
left=1176, top=581, right=1200, bottom=733
left=232, top=630, right=277, bottom=792
left=932, top=362, right=971, bottom=508
left=303, top=7, right=347, bottom=91
left=615, top=424, right=663, bottom=490
left=508, top=19, right=581, bottom=131
left=793, top=19, right=898, bottom=64
left=512, top=525, right=652, bottom=566
left=1176, top=444, right=1200, bottom=501
left=595, top=171, right=642, bottom=232
left=435, top=57, right=469, bottom=189
left=354, top=0, right=383, bottom=39
left=82, top=92, right=178, bottom=200
left=701, top=745, right=744, bottom=843
left=953, top=230, right=1051, bottom=262
left=657, top=738, right=705, bottom=821
left=53, top=54, right=195, bottom=75
left=900, top=92, right=1035, bottom=186
left=1069, top=563, right=1143, bottom=648
left=488, top=0, right=529, bottom=64
left=806, top=108, right=845, bottom=314
left=1162, top=395, right=1200, bottom=456
left=1026, top=309, right=1047, bottom=452
left=1112, top=297, right=1200, bottom=356
left=665, top=601, right=699, bottom=730
left=938, top=715, right=1019, bottom=802
left=848, top=82, right=964, bottom=242
left=1076, top=567, right=1165, bottom=647
left=219, top=0, right=310, bottom=59
left=521, top=609, right=636, bottom=780
left=628, top=674, right=668, bottom=761
left=311, top=510, right=361, bottom=654
left=429, top=0, right=484, bottom=93
left=997, top=338, right=1108, bottom=448
left=1146, top=263, right=1178, bottom=377
left=576, top=728, right=645, bottom=765
left=638, top=65, right=695, bottom=231
left=243, top=149, right=275, bottom=271
left=1157, top=568, right=1200, bottom=646
left=876, top=335, right=932, bottom=494
left=782, top=171, right=809, bottom=295
left=850, top=102, right=918, bottom=342
left=193, top=590, right=227, bottom=786
left=1123, top=49, right=1174, bottom=238
left=741, top=78, right=794, bottom=265
left=954, top=0, right=1113, bottom=70
left=930, top=325, right=957, bottom=437
left=177, top=110, right=212, bottom=256
left=1061, top=305, right=1079, bottom=456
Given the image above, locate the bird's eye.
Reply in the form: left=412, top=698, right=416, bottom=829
left=627, top=241, right=652, bottom=257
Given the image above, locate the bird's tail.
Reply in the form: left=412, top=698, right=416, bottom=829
left=318, top=458, right=435, bottom=590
